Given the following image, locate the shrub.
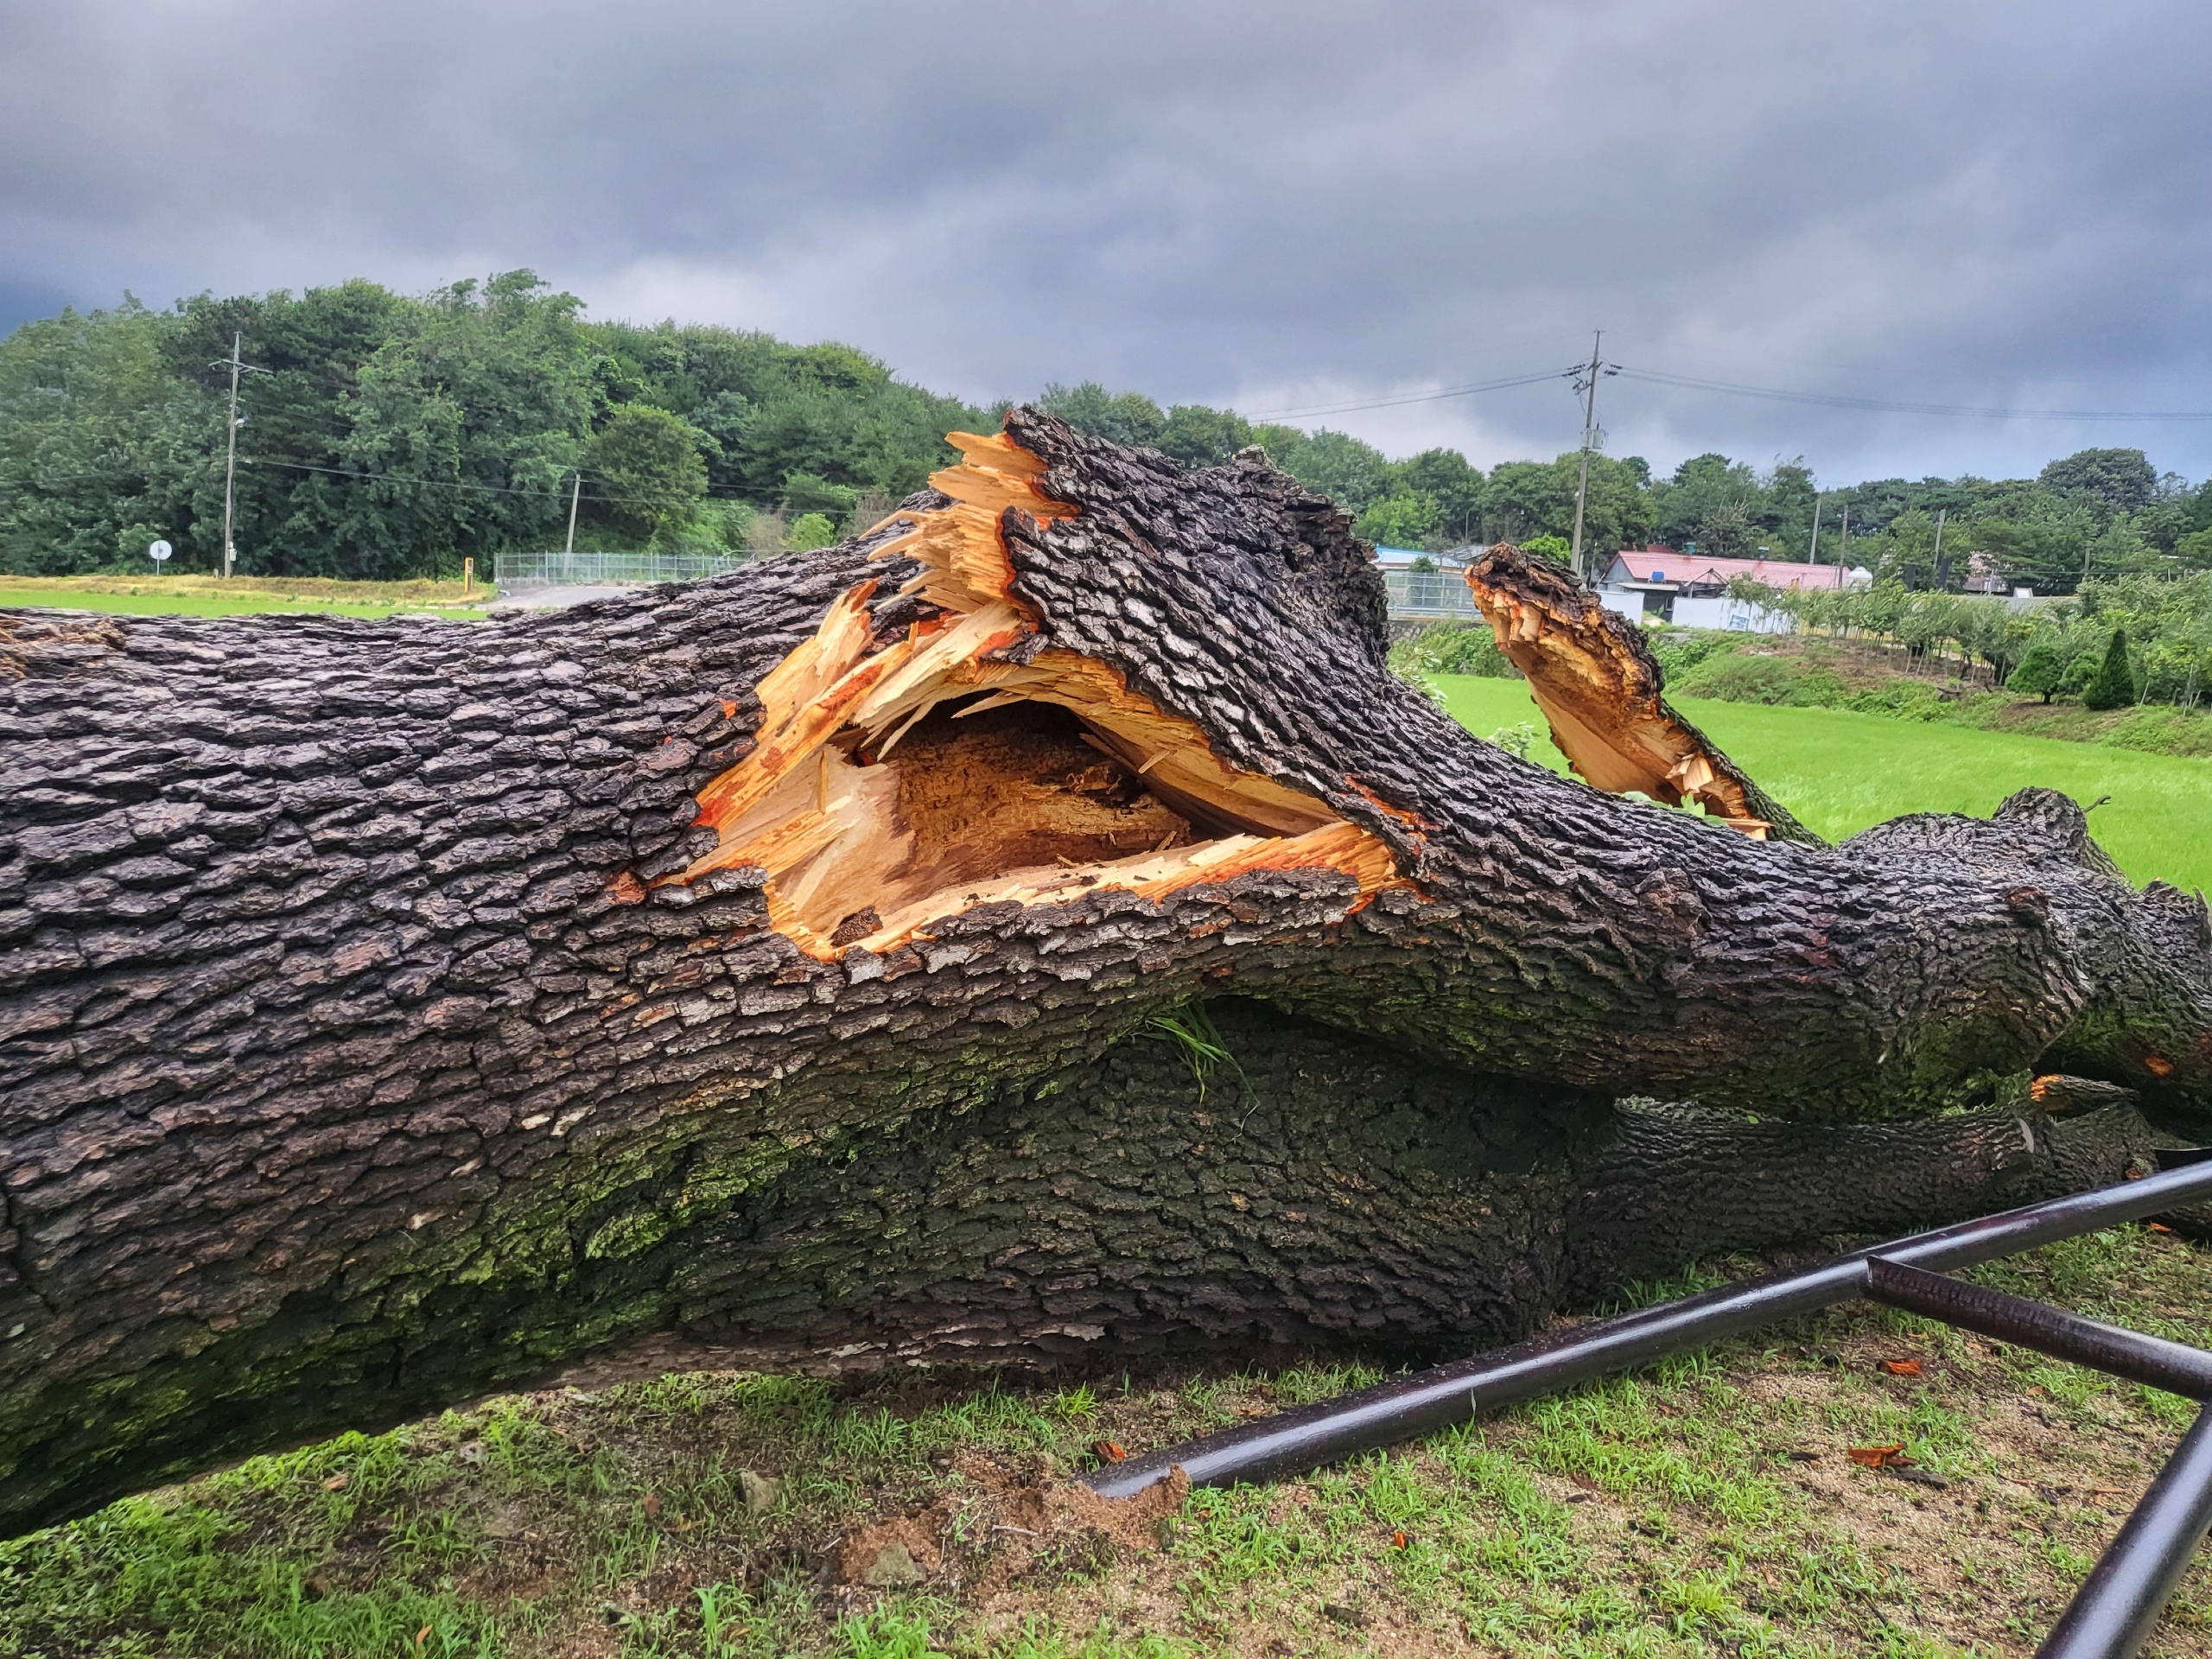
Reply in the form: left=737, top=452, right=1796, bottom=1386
left=2006, top=639, right=2068, bottom=702
left=1389, top=620, right=1520, bottom=679
left=1646, top=630, right=1746, bottom=682
left=788, top=512, right=839, bottom=552
left=1522, top=534, right=1572, bottom=565
left=1670, top=654, right=1802, bottom=704
left=2082, top=627, right=2137, bottom=711
left=1672, top=652, right=1848, bottom=708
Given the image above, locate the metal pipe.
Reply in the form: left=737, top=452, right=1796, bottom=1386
left=1867, top=1258, right=2212, bottom=1400
left=2038, top=1406, right=2212, bottom=1659
left=1088, top=1256, right=1872, bottom=1497
left=1085, top=1156, right=2212, bottom=1499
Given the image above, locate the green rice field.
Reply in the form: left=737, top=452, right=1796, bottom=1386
left=1435, top=675, right=2212, bottom=896
left=0, top=588, right=461, bottom=620
left=0, top=575, right=488, bottom=620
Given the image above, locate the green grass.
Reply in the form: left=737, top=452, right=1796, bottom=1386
left=0, top=574, right=491, bottom=621
left=1433, top=676, right=2212, bottom=895
left=0, top=588, right=480, bottom=620
left=10, top=1225, right=2212, bottom=1656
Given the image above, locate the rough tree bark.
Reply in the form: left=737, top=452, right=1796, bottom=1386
left=3, top=410, right=2208, bottom=1535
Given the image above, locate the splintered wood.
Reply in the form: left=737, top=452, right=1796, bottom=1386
left=1462, top=545, right=1808, bottom=842
left=677, top=433, right=1402, bottom=957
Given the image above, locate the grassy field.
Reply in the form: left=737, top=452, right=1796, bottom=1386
left=0, top=574, right=491, bottom=620
left=1659, top=637, right=2212, bottom=760
left=6, top=1226, right=2210, bottom=1658
left=1434, top=676, right=2212, bottom=895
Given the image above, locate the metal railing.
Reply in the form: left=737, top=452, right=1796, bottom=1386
left=496, top=550, right=747, bottom=590
left=1382, top=565, right=1481, bottom=620
left=1086, top=1154, right=2212, bottom=1658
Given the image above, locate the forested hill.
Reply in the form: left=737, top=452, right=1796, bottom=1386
left=0, top=272, right=995, bottom=582
left=3, top=270, right=2209, bottom=588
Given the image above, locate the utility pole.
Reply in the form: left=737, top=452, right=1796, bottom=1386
left=220, top=334, right=243, bottom=581
left=564, top=471, right=582, bottom=562
left=1931, top=508, right=1946, bottom=585
left=1806, top=494, right=1821, bottom=564
left=210, top=332, right=269, bottom=580
left=1567, top=332, right=1618, bottom=582
left=1836, top=501, right=1849, bottom=571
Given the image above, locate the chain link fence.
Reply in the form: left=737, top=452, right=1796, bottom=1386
left=1382, top=565, right=1480, bottom=619
left=499, top=549, right=1480, bottom=619
left=496, top=550, right=748, bottom=591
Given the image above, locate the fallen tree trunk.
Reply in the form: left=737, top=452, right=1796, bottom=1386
left=3, top=410, right=2208, bottom=1535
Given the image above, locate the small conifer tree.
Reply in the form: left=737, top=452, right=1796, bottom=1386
left=2082, top=627, right=2136, bottom=711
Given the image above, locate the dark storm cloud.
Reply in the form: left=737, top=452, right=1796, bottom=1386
left=5, top=0, right=2209, bottom=481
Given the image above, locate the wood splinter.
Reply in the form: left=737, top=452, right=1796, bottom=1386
left=1462, top=543, right=1820, bottom=845
left=673, top=429, right=1403, bottom=958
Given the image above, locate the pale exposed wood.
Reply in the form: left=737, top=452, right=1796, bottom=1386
left=1462, top=546, right=1817, bottom=845
left=674, top=433, right=1402, bottom=959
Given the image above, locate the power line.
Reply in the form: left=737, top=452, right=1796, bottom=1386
left=17, top=451, right=785, bottom=512
left=1613, top=367, right=2212, bottom=423
left=240, top=455, right=798, bottom=508
left=241, top=455, right=595, bottom=501
left=1240, top=368, right=1577, bottom=422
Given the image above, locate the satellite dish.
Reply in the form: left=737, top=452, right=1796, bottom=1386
left=149, top=539, right=172, bottom=564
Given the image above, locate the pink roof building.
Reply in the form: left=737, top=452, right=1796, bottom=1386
left=1602, top=549, right=1868, bottom=592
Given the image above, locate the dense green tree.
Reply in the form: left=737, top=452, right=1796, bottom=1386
left=1398, top=448, right=1485, bottom=543
left=584, top=404, right=709, bottom=537
left=1479, top=454, right=1654, bottom=557
left=1481, top=459, right=1568, bottom=542
left=1155, top=403, right=1254, bottom=468
left=1037, top=382, right=1165, bottom=449
left=778, top=469, right=861, bottom=518
left=1695, top=499, right=1756, bottom=558
left=787, top=512, right=838, bottom=551
left=3, top=278, right=2202, bottom=607
left=1522, top=534, right=1572, bottom=566
left=1866, top=509, right=1952, bottom=588
left=1268, top=428, right=1394, bottom=512
left=1655, top=453, right=1758, bottom=548
left=0, top=299, right=213, bottom=574
left=2040, top=448, right=2157, bottom=515
left=1966, top=502, right=2097, bottom=595
left=2006, top=638, right=2068, bottom=702
left=2082, top=626, right=2138, bottom=711
left=328, top=274, right=596, bottom=578
left=1761, top=458, right=1818, bottom=552
left=1355, top=490, right=1440, bottom=549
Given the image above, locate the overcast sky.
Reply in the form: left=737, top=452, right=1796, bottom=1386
left=4, top=1, right=2209, bottom=485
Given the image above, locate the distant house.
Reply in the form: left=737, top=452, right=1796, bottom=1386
left=1597, top=549, right=1872, bottom=632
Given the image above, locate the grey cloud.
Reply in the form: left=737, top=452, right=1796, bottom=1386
left=3, top=0, right=2208, bottom=482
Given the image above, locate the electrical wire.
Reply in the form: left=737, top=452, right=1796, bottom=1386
left=1613, top=367, right=2212, bottom=423
left=238, top=457, right=830, bottom=507
left=239, top=455, right=602, bottom=502
left=18, top=359, right=2209, bottom=509
left=1240, top=367, right=1576, bottom=422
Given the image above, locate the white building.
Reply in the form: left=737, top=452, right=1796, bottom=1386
left=1596, top=550, right=1872, bottom=632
